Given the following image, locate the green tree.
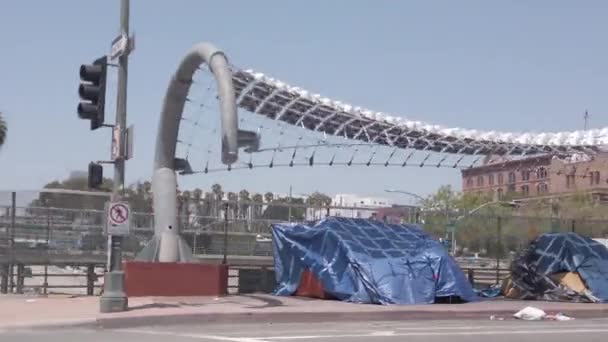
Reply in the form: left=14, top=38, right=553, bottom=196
left=306, top=191, right=332, bottom=207
left=238, top=189, right=251, bottom=218
left=227, top=191, right=238, bottom=218
left=306, top=191, right=332, bottom=218
left=202, top=192, right=214, bottom=217
left=251, top=193, right=264, bottom=218
left=264, top=192, right=274, bottom=203
left=124, top=181, right=152, bottom=213
left=211, top=183, right=224, bottom=217
left=211, top=184, right=223, bottom=200
left=0, top=111, right=6, bottom=148
left=29, top=176, right=113, bottom=212
left=28, top=175, right=152, bottom=216
left=421, top=185, right=515, bottom=255
left=263, top=197, right=306, bottom=221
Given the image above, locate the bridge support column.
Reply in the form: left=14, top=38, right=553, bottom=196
left=127, top=42, right=241, bottom=297
left=134, top=42, right=238, bottom=263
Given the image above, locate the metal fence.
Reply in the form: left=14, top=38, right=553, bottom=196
left=2, top=190, right=608, bottom=294
left=0, top=190, right=391, bottom=263
left=2, top=190, right=608, bottom=262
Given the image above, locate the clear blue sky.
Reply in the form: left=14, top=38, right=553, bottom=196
left=1, top=0, right=607, bottom=203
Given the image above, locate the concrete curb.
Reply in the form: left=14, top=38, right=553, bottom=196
left=95, top=308, right=608, bottom=329
left=0, top=319, right=97, bottom=331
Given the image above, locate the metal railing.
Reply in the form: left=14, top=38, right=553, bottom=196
left=0, top=262, right=105, bottom=295
left=2, top=190, right=607, bottom=296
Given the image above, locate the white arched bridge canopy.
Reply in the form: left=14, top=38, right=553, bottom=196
left=142, top=41, right=607, bottom=264
left=232, top=69, right=607, bottom=156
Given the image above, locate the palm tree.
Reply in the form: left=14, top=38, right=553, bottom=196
left=0, top=112, right=6, bottom=148
left=211, top=183, right=223, bottom=199
left=211, top=183, right=223, bottom=217
left=193, top=188, right=203, bottom=201
left=192, top=188, right=203, bottom=217
left=264, top=192, right=274, bottom=204
left=238, top=189, right=251, bottom=218
left=227, top=192, right=238, bottom=219
left=252, top=193, right=264, bottom=218
left=202, top=192, right=214, bottom=216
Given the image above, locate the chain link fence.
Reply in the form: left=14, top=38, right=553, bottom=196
left=2, top=190, right=608, bottom=265
left=3, top=190, right=608, bottom=294
left=422, top=212, right=608, bottom=264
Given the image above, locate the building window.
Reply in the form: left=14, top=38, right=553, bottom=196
left=508, top=172, right=516, bottom=184
left=537, top=167, right=548, bottom=179
left=507, top=184, right=516, bottom=193
left=489, top=174, right=495, bottom=186
left=476, top=176, right=484, bottom=187
left=537, top=183, right=548, bottom=194
left=497, top=173, right=504, bottom=185
left=521, top=185, right=530, bottom=196
left=521, top=170, right=531, bottom=181
left=566, top=174, right=576, bottom=188
left=466, top=178, right=474, bottom=187
left=497, top=188, right=504, bottom=199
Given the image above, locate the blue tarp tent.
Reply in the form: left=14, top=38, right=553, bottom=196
left=271, top=217, right=476, bottom=305
left=509, top=232, right=608, bottom=302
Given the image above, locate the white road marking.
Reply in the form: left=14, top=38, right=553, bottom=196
left=120, top=328, right=269, bottom=342
left=118, top=322, right=608, bottom=341
left=247, top=328, right=608, bottom=340
left=369, top=330, right=395, bottom=336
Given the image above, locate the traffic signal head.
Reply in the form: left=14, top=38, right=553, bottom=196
left=88, top=162, right=103, bottom=189
left=78, top=56, right=107, bottom=130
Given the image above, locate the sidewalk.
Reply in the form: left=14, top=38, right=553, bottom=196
left=1, top=294, right=608, bottom=329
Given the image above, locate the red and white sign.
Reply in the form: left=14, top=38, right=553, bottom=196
left=106, top=201, right=131, bottom=235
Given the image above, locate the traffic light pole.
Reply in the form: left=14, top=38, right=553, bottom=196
left=100, top=0, right=130, bottom=313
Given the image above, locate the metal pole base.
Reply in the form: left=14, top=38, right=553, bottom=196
left=100, top=271, right=128, bottom=313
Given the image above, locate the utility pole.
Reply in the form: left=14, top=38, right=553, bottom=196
left=584, top=110, right=590, bottom=131
left=100, top=0, right=131, bottom=313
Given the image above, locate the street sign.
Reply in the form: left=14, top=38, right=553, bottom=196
left=126, top=124, right=134, bottom=160
left=106, top=201, right=131, bottom=236
left=110, top=35, right=128, bottom=60
left=111, top=126, right=122, bottom=161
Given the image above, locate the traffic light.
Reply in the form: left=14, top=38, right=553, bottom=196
left=78, top=56, right=108, bottom=130
left=88, top=162, right=103, bottom=189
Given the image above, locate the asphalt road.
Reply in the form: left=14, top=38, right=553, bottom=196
left=2, top=319, right=608, bottom=342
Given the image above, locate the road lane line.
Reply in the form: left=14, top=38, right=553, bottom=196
left=246, top=327, right=608, bottom=340
left=119, top=328, right=269, bottom=342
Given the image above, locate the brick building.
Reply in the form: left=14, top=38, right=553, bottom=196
left=461, top=152, right=608, bottom=200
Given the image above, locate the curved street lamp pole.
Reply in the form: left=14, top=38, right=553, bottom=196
left=384, top=189, right=425, bottom=224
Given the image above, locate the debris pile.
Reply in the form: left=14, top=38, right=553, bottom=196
left=504, top=233, right=608, bottom=303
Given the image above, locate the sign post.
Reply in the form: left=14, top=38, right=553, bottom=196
left=100, top=0, right=131, bottom=314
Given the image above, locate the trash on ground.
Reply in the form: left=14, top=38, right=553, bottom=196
left=490, top=315, right=505, bottom=320
left=513, top=306, right=546, bottom=320
left=546, top=312, right=575, bottom=321
left=476, top=285, right=502, bottom=298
